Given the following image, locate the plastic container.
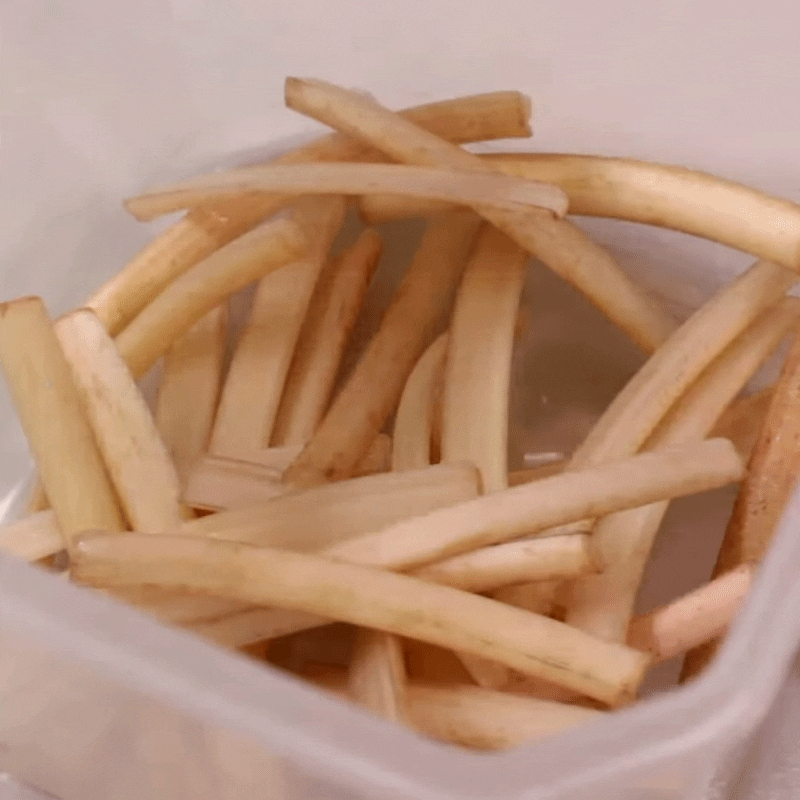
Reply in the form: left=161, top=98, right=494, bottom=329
left=4, top=1, right=800, bottom=797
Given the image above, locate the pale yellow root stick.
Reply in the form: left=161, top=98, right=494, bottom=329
left=628, top=564, right=755, bottom=663
left=650, top=302, right=800, bottom=448
left=391, top=334, right=448, bottom=471
left=234, top=433, right=391, bottom=474
left=284, top=211, right=481, bottom=487
left=56, top=309, right=188, bottom=533
left=329, top=438, right=743, bottom=572
left=186, top=440, right=743, bottom=647
left=155, top=305, right=228, bottom=486
left=0, top=297, right=124, bottom=543
left=416, top=535, right=596, bottom=593
left=182, top=462, right=480, bottom=548
left=32, top=305, right=228, bottom=508
left=273, top=230, right=383, bottom=446
left=183, top=435, right=391, bottom=511
left=70, top=532, right=650, bottom=705
left=90, top=91, right=532, bottom=336
left=88, top=217, right=244, bottom=338
left=115, top=202, right=313, bottom=378
left=440, top=224, right=543, bottom=686
left=441, top=224, right=528, bottom=492
left=309, top=668, right=603, bottom=750
left=566, top=298, right=800, bottom=642
left=490, top=582, right=578, bottom=702
left=105, top=462, right=480, bottom=627
left=209, top=198, right=345, bottom=457
left=2, top=462, right=477, bottom=562
left=348, top=629, right=408, bottom=723
left=444, top=314, right=590, bottom=689
left=124, top=163, right=568, bottom=222
left=568, top=261, right=797, bottom=470
left=284, top=77, right=675, bottom=352
left=349, top=331, right=447, bottom=717
left=401, top=306, right=522, bottom=687
left=359, top=154, right=800, bottom=272
left=682, top=320, right=800, bottom=680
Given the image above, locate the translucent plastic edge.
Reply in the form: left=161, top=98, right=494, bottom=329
left=0, top=552, right=492, bottom=800
left=3, top=487, right=800, bottom=800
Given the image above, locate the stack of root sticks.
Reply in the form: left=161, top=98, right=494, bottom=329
left=2, top=77, right=800, bottom=751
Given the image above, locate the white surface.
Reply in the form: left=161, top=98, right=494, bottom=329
left=0, top=775, right=53, bottom=800
left=3, top=1, right=800, bottom=798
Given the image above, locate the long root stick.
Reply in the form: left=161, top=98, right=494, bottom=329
left=0, top=298, right=124, bottom=542
left=71, top=532, right=650, bottom=705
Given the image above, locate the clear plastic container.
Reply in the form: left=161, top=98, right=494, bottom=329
left=4, top=1, right=800, bottom=797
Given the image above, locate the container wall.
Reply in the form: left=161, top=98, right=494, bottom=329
left=0, top=550, right=757, bottom=800
left=1, top=620, right=284, bottom=800
left=0, top=566, right=387, bottom=800
left=0, top=612, right=741, bottom=800
left=718, top=653, right=800, bottom=800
